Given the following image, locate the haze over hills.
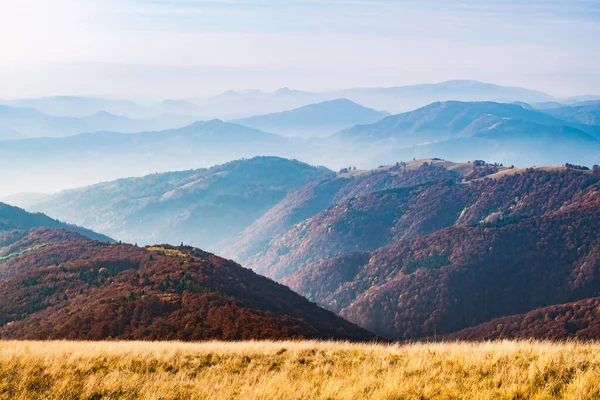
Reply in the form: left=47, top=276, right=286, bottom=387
left=29, top=157, right=331, bottom=252
left=337, top=101, right=599, bottom=143
left=3, top=98, right=600, bottom=195
left=198, top=80, right=559, bottom=118
left=0, top=120, right=306, bottom=195
left=0, top=208, right=373, bottom=340
left=232, top=99, right=389, bottom=137
left=335, top=101, right=600, bottom=167
left=0, top=96, right=149, bottom=118
left=331, top=80, right=556, bottom=113
left=0, top=125, right=24, bottom=141
left=0, top=96, right=202, bottom=119
left=0, top=105, right=198, bottom=138
left=542, top=101, right=600, bottom=127
left=0, top=80, right=570, bottom=121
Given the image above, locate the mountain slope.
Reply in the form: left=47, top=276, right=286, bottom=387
left=222, top=159, right=479, bottom=264
left=234, top=162, right=466, bottom=279
left=444, top=296, right=600, bottom=341
left=233, top=99, right=388, bottom=137
left=31, top=157, right=331, bottom=251
left=0, top=233, right=374, bottom=341
left=282, top=169, right=600, bottom=340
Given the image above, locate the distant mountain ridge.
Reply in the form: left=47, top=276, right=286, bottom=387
left=233, top=99, right=389, bottom=137
left=331, top=80, right=555, bottom=113
left=205, top=80, right=557, bottom=116
left=334, top=101, right=600, bottom=167
left=0, top=105, right=197, bottom=138
left=338, top=101, right=599, bottom=142
left=542, top=102, right=600, bottom=127
left=0, top=120, right=306, bottom=195
left=3, top=99, right=600, bottom=195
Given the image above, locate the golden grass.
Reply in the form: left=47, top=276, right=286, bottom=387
left=1, top=340, right=600, bottom=399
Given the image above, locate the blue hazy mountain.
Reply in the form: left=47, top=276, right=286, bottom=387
left=3, top=100, right=599, bottom=196
left=0, top=105, right=198, bottom=138
left=0, top=125, right=24, bottom=141
left=194, top=80, right=558, bottom=118
left=2, top=96, right=147, bottom=118
left=0, top=120, right=306, bottom=195
left=233, top=99, right=389, bottom=137
left=337, top=101, right=594, bottom=142
left=542, top=102, right=600, bottom=126
left=332, top=80, right=556, bottom=113
left=334, top=101, right=600, bottom=167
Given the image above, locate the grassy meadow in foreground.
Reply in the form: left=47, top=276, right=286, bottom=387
left=1, top=340, right=600, bottom=399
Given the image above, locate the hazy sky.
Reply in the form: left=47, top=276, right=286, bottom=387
left=1, top=0, right=599, bottom=99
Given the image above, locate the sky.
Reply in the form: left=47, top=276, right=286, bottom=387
left=0, top=0, right=599, bottom=99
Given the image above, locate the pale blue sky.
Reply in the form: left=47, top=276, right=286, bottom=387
left=0, top=0, right=599, bottom=99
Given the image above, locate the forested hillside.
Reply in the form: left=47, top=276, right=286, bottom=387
left=0, top=230, right=374, bottom=341
left=283, top=169, right=600, bottom=340
left=242, top=165, right=597, bottom=280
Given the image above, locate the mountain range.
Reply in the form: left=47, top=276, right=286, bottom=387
left=330, top=80, right=556, bottom=113
left=2, top=99, right=600, bottom=196
left=333, top=101, right=600, bottom=167
left=0, top=120, right=306, bottom=195
left=276, top=167, right=600, bottom=340
left=3, top=80, right=584, bottom=121
left=3, top=79, right=600, bottom=343
left=5, top=155, right=600, bottom=341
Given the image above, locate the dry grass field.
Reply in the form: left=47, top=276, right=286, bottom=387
left=1, top=340, right=600, bottom=399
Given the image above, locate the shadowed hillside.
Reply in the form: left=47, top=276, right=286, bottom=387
left=0, top=202, right=112, bottom=249
left=284, top=169, right=600, bottom=339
